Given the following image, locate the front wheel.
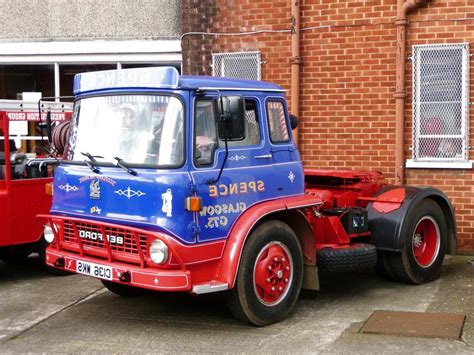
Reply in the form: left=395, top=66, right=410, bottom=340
left=390, top=199, right=448, bottom=284
left=101, top=280, right=149, bottom=297
left=228, top=221, right=303, bottom=326
left=0, top=245, right=33, bottom=264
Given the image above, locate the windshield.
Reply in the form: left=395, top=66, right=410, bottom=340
left=68, top=95, right=184, bottom=167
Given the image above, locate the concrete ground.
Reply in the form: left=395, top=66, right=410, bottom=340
left=0, top=255, right=472, bottom=354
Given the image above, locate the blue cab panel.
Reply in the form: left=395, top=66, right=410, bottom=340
left=55, top=67, right=303, bottom=245
left=51, top=164, right=195, bottom=243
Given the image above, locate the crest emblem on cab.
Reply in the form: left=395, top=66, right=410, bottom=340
left=89, top=180, right=101, bottom=199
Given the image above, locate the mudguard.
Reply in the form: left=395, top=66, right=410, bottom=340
left=366, top=185, right=457, bottom=255
left=217, top=194, right=320, bottom=288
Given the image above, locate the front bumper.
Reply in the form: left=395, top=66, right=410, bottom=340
left=46, top=249, right=192, bottom=291
left=38, top=214, right=229, bottom=293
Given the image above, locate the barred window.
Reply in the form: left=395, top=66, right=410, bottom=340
left=411, top=43, right=470, bottom=166
left=212, top=52, right=261, bottom=80
left=267, top=100, right=290, bottom=143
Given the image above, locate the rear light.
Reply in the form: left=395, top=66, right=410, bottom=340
left=45, top=182, right=54, bottom=196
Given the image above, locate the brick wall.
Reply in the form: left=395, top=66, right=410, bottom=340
left=181, top=0, right=218, bottom=75
left=405, top=1, right=474, bottom=252
left=182, top=0, right=474, bottom=253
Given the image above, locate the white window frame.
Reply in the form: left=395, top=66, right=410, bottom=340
left=0, top=40, right=182, bottom=99
left=407, top=43, right=471, bottom=169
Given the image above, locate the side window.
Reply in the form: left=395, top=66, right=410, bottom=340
left=266, top=100, right=290, bottom=143
left=243, top=100, right=261, bottom=146
left=222, top=99, right=261, bottom=147
left=194, top=99, right=218, bottom=166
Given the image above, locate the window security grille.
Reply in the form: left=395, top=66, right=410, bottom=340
left=412, top=43, right=469, bottom=162
left=212, top=52, right=261, bottom=80
left=267, top=100, right=290, bottom=143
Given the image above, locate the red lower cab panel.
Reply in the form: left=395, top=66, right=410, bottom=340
left=39, top=214, right=225, bottom=292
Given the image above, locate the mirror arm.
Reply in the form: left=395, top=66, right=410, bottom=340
left=209, top=91, right=229, bottom=185
left=214, top=135, right=228, bottom=184
left=46, top=110, right=53, bottom=143
left=37, top=99, right=51, bottom=157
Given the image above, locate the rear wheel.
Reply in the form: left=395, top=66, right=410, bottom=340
left=101, top=280, right=148, bottom=297
left=228, top=221, right=303, bottom=326
left=375, top=251, right=397, bottom=281
left=390, top=199, right=447, bottom=284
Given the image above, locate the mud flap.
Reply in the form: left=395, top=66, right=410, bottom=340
left=366, top=186, right=456, bottom=255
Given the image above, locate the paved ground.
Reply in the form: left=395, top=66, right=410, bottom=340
left=0, top=255, right=472, bottom=354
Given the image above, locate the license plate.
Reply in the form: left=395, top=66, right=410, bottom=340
left=76, top=260, right=113, bottom=280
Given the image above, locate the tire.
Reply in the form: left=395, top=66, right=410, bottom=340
left=228, top=220, right=303, bottom=326
left=375, top=250, right=397, bottom=281
left=389, top=199, right=447, bottom=284
left=0, top=245, right=33, bottom=264
left=317, top=243, right=377, bottom=273
left=101, top=280, right=148, bottom=297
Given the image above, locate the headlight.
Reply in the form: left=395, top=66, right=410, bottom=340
left=149, top=239, right=168, bottom=264
left=44, top=225, right=55, bottom=243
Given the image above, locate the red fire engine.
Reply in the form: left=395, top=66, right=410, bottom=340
left=0, top=99, right=72, bottom=267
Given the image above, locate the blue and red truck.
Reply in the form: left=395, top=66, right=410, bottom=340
left=39, top=67, right=456, bottom=326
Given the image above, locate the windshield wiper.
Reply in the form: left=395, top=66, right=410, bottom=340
left=81, top=152, right=103, bottom=162
left=113, top=157, right=137, bottom=176
left=81, top=152, right=103, bottom=174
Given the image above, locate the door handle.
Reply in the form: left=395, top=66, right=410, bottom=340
left=254, top=154, right=272, bottom=159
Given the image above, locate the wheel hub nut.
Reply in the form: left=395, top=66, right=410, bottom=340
left=276, top=270, right=283, bottom=279
left=413, top=233, right=422, bottom=248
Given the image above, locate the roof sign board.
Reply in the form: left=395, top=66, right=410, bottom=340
left=73, top=67, right=180, bottom=95
left=6, top=112, right=70, bottom=121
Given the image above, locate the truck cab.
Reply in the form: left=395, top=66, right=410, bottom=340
left=53, top=68, right=302, bottom=244
left=42, top=67, right=456, bottom=326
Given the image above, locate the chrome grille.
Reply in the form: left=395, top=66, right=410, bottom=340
left=63, top=221, right=147, bottom=257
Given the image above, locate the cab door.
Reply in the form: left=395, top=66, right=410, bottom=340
left=5, top=117, right=54, bottom=246
left=265, top=98, right=304, bottom=198
left=190, top=95, right=275, bottom=243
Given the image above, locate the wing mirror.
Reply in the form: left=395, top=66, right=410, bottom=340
left=290, top=114, right=299, bottom=130
left=218, top=96, right=245, bottom=141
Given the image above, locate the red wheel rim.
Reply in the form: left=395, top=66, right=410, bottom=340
left=253, top=241, right=293, bottom=306
left=412, top=216, right=440, bottom=268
